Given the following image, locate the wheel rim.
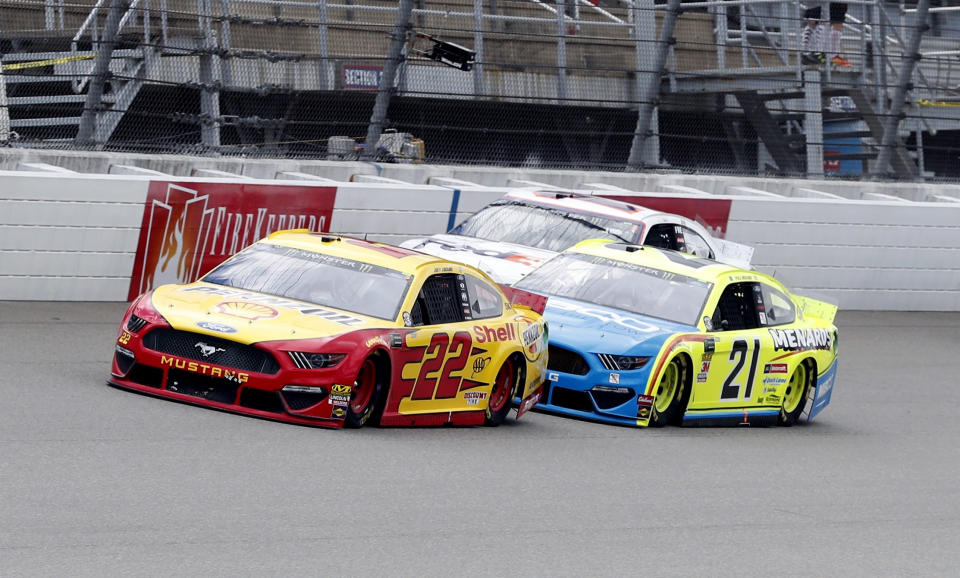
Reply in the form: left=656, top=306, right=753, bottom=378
left=350, top=359, right=376, bottom=414
left=488, top=360, right=513, bottom=413
left=654, top=361, right=678, bottom=413
left=783, top=363, right=807, bottom=414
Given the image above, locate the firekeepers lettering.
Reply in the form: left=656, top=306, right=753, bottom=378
left=128, top=181, right=336, bottom=300
left=473, top=324, right=516, bottom=343
left=160, top=355, right=249, bottom=384
left=209, top=207, right=327, bottom=258
left=769, top=328, right=833, bottom=352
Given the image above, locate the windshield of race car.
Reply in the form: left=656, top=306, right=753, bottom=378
left=202, top=243, right=411, bottom=320
left=515, top=252, right=712, bottom=326
left=450, top=201, right=640, bottom=251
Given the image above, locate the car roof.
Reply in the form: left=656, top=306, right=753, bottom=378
left=566, top=238, right=747, bottom=283
left=504, top=189, right=663, bottom=223
left=263, top=230, right=448, bottom=275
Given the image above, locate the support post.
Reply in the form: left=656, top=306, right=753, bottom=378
left=75, top=0, right=130, bottom=147
left=804, top=70, right=824, bottom=178
left=198, top=0, right=221, bottom=149
left=627, top=0, right=680, bottom=170
left=317, top=0, right=331, bottom=90
left=872, top=0, right=928, bottom=178
left=361, top=0, right=414, bottom=160
left=556, top=0, right=567, bottom=102
left=474, top=0, right=484, bottom=96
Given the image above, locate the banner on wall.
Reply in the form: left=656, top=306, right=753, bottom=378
left=128, top=181, right=337, bottom=300
left=597, top=195, right=733, bottom=238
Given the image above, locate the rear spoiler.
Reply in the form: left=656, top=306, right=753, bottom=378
left=500, top=285, right=548, bottom=315
left=795, top=295, right=838, bottom=324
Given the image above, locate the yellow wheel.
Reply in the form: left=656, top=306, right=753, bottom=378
left=779, top=361, right=810, bottom=426
left=650, top=357, right=687, bottom=427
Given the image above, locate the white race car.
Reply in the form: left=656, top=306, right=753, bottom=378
left=402, top=189, right=753, bottom=284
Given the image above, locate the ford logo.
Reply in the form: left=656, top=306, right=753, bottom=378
left=197, top=321, right=237, bottom=334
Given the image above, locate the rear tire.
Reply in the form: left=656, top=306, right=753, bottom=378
left=345, top=356, right=384, bottom=428
left=779, top=361, right=811, bottom=426
left=485, top=358, right=516, bottom=426
left=650, top=356, right=688, bottom=427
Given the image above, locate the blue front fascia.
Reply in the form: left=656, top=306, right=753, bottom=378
left=538, top=298, right=698, bottom=425
left=808, top=359, right=838, bottom=420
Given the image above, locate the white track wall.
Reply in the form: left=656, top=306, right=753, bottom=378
left=1, top=170, right=958, bottom=310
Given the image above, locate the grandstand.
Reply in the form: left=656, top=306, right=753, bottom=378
left=0, top=0, right=957, bottom=179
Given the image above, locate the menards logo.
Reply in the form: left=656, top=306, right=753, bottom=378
left=160, top=355, right=249, bottom=384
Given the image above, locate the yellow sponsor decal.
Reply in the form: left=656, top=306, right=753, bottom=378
left=365, top=336, right=388, bottom=348
left=2, top=53, right=95, bottom=71
left=331, top=383, right=352, bottom=395
left=332, top=408, right=346, bottom=418
left=160, top=355, right=249, bottom=384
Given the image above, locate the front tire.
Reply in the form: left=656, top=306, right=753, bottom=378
left=485, top=358, right=516, bottom=426
left=650, top=356, right=688, bottom=427
left=345, top=356, right=384, bottom=428
left=779, top=361, right=811, bottom=426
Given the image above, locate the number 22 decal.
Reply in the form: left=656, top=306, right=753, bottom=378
left=721, top=338, right=760, bottom=401
left=410, top=331, right=473, bottom=400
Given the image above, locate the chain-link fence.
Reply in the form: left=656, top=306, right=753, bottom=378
left=0, top=0, right=957, bottom=180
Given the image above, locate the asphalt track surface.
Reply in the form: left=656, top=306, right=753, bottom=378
left=2, top=302, right=959, bottom=577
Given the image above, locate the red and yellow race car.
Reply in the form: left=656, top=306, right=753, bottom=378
left=109, top=230, right=548, bottom=428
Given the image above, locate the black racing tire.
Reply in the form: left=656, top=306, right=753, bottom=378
left=345, top=355, right=386, bottom=428
left=779, top=360, right=812, bottom=426
left=485, top=357, right=517, bottom=427
left=649, top=356, right=689, bottom=427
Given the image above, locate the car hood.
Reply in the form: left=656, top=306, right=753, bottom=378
left=401, top=234, right=556, bottom=284
left=543, top=297, right=699, bottom=356
left=150, top=282, right=392, bottom=344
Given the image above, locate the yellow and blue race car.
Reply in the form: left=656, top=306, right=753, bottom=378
left=110, top=231, right=547, bottom=428
left=513, top=239, right=838, bottom=427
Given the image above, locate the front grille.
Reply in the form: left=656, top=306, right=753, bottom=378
left=239, top=388, right=285, bottom=414
left=127, top=365, right=164, bottom=388
left=551, top=386, right=594, bottom=412
left=547, top=345, right=590, bottom=375
left=281, top=388, right=329, bottom=411
left=590, top=386, right=636, bottom=410
left=167, top=369, right=239, bottom=404
left=143, top=328, right=280, bottom=374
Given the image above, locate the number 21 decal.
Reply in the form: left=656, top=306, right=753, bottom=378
left=721, top=338, right=760, bottom=401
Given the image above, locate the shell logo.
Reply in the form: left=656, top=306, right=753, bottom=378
left=215, top=301, right=280, bottom=321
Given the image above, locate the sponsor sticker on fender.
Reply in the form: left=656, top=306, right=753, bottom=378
left=764, top=363, right=788, bottom=374
left=463, top=391, right=488, bottom=406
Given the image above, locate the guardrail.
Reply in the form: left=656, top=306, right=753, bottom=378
left=1, top=166, right=957, bottom=310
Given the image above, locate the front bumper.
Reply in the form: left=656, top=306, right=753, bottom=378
left=110, top=333, right=350, bottom=428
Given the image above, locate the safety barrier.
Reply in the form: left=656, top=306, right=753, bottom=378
left=1, top=169, right=958, bottom=310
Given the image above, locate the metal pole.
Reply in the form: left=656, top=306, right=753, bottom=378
left=804, top=69, right=824, bottom=177
left=75, top=0, right=130, bottom=147
left=872, top=0, right=928, bottom=178
left=474, top=0, right=484, bottom=96
left=0, top=72, right=10, bottom=144
left=317, top=0, right=331, bottom=90
left=627, top=0, right=680, bottom=170
left=556, top=0, right=567, bottom=102
left=198, top=0, right=221, bottom=149
left=361, top=0, right=414, bottom=160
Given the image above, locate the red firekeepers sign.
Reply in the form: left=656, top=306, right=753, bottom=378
left=128, top=181, right=337, bottom=300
